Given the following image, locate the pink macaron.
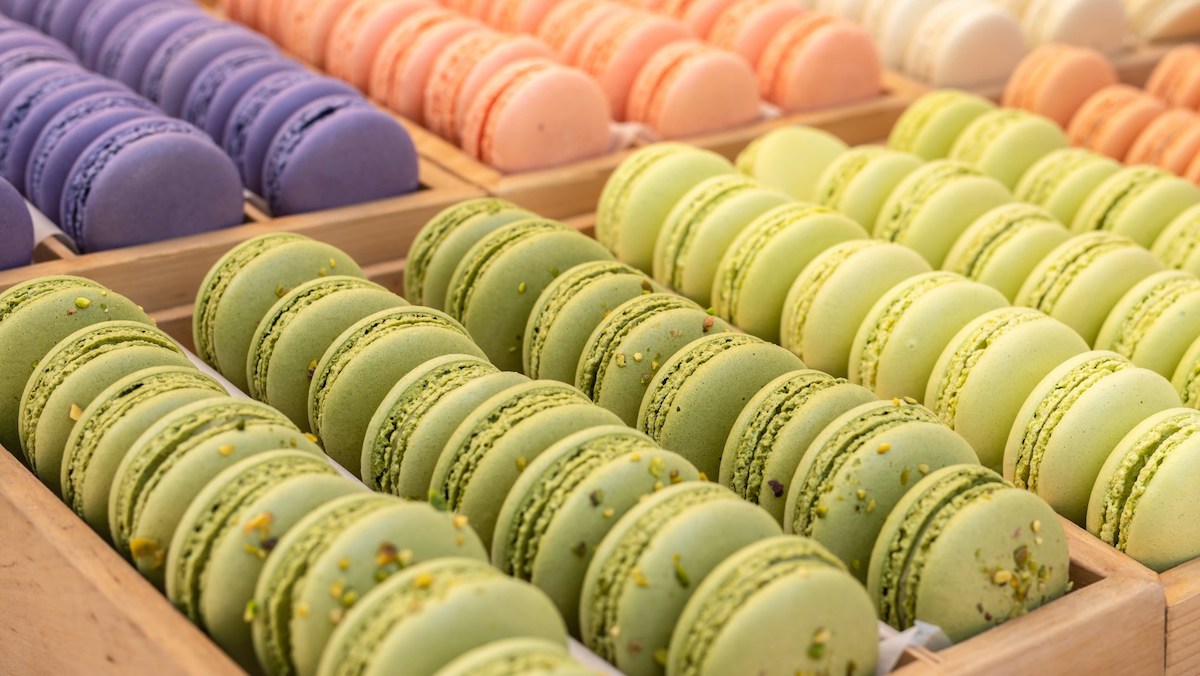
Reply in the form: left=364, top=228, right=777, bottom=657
left=626, top=39, right=760, bottom=138
left=708, top=0, right=809, bottom=69
left=575, top=9, right=692, bottom=119
left=757, top=13, right=882, bottom=113
left=538, top=0, right=631, bottom=66
left=371, top=9, right=486, bottom=124
left=324, top=0, right=434, bottom=91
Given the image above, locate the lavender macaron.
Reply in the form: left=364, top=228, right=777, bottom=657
left=96, top=3, right=207, bottom=89
left=33, top=0, right=95, bottom=44
left=0, top=175, right=33, bottom=270
left=140, top=20, right=273, bottom=117
left=181, top=47, right=297, bottom=139
left=74, top=0, right=186, bottom=69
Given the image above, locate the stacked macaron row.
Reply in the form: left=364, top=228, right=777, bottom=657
left=3, top=0, right=421, bottom=216
left=1122, top=0, right=1200, bottom=40
left=0, top=173, right=34, bottom=270
left=0, top=18, right=245, bottom=252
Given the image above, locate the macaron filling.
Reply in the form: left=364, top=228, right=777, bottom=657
left=930, top=310, right=1044, bottom=426
left=640, top=334, right=760, bottom=441
left=854, top=272, right=961, bottom=392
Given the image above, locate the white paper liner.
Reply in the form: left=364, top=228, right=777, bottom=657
left=607, top=101, right=782, bottom=153
left=29, top=200, right=76, bottom=254
left=876, top=619, right=952, bottom=674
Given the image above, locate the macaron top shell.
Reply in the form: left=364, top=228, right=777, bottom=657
left=1012, top=148, right=1121, bottom=227
left=889, top=89, right=995, bottom=160
left=1095, top=270, right=1200, bottom=378
left=1070, top=165, right=1200, bottom=248
left=948, top=108, right=1068, bottom=189
left=737, top=126, right=847, bottom=201
left=942, top=203, right=1071, bottom=302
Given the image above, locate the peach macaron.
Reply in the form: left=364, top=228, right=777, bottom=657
left=575, top=10, right=693, bottom=119
left=1002, top=44, right=1118, bottom=128
left=626, top=40, right=759, bottom=138
left=757, top=13, right=882, bottom=113
left=1068, top=84, right=1168, bottom=161
left=324, top=0, right=434, bottom=91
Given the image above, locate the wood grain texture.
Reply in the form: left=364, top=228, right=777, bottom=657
left=1163, top=558, right=1200, bottom=674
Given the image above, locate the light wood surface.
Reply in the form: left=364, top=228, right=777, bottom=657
left=1162, top=557, right=1200, bottom=674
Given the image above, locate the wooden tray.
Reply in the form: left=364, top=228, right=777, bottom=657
left=1157, top=554, right=1200, bottom=674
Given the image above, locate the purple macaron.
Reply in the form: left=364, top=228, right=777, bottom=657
left=25, top=92, right=159, bottom=222
left=141, top=21, right=274, bottom=117
left=263, top=95, right=419, bottom=216
left=0, top=174, right=33, bottom=270
left=74, top=0, right=186, bottom=69
left=59, top=117, right=244, bottom=252
left=33, top=0, right=95, bottom=45
left=223, top=70, right=356, bottom=195
left=2, top=0, right=40, bottom=24
left=0, top=60, right=79, bottom=115
left=96, top=3, right=207, bottom=88
left=182, top=47, right=298, bottom=140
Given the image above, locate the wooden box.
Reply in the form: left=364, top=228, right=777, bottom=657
left=1157, top=553, right=1200, bottom=673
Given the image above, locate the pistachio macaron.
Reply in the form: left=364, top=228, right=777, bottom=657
left=948, top=108, right=1069, bottom=189
left=307, top=305, right=486, bottom=476
left=492, top=425, right=700, bottom=635
left=720, top=370, right=876, bottom=524
left=1013, top=148, right=1120, bottom=227
left=1172, top=335, right=1200, bottom=408
left=813, top=145, right=923, bottom=232
left=1152, top=204, right=1200, bottom=278
left=1071, top=165, right=1200, bottom=248
left=942, top=203, right=1071, bottom=302
left=434, top=638, right=593, bottom=676
left=580, top=482, right=781, bottom=676
left=638, top=333, right=805, bottom=479
left=246, top=276, right=407, bottom=429
left=1095, top=270, right=1200, bottom=378
left=888, top=89, right=995, bottom=160
left=193, top=232, right=365, bottom=391
left=737, top=126, right=848, bottom=200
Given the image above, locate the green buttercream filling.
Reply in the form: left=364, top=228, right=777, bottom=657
left=1108, top=275, right=1200, bottom=360
left=659, top=175, right=758, bottom=291
left=1022, top=234, right=1131, bottom=314
left=641, top=334, right=760, bottom=441
left=876, top=162, right=983, bottom=244
left=447, top=219, right=565, bottom=321
left=855, top=272, right=960, bottom=392
left=931, top=309, right=1043, bottom=426
left=586, top=484, right=730, bottom=660
left=407, top=199, right=520, bottom=304
left=576, top=294, right=697, bottom=401
left=783, top=241, right=878, bottom=352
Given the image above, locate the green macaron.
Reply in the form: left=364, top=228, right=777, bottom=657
left=638, top=333, right=805, bottom=480
left=949, top=108, right=1069, bottom=189
left=786, top=399, right=979, bottom=579
left=1005, top=351, right=1181, bottom=525
left=667, top=536, right=878, bottom=676
left=868, top=465, right=1069, bottom=642
left=492, top=425, right=700, bottom=635
left=942, top=203, right=1072, bottom=302
left=736, top=126, right=848, bottom=201
left=653, top=174, right=791, bottom=306
left=849, top=271, right=1009, bottom=402
left=1152, top=204, right=1200, bottom=277
left=110, top=397, right=322, bottom=587
left=1088, top=408, right=1200, bottom=572
left=1071, top=165, right=1200, bottom=247
left=316, top=557, right=568, bottom=676
left=406, top=198, right=536, bottom=308
left=307, top=306, right=485, bottom=476
left=710, top=202, right=867, bottom=342
left=0, top=276, right=149, bottom=453
left=60, top=366, right=226, bottom=541
left=575, top=293, right=732, bottom=426
left=813, top=145, right=923, bottom=232
left=523, top=260, right=661, bottom=382
left=781, top=240, right=932, bottom=378
left=926, top=307, right=1090, bottom=471
left=445, top=218, right=612, bottom=372
left=888, top=90, right=996, bottom=160
left=18, top=321, right=191, bottom=494
left=246, top=276, right=407, bottom=429
left=193, top=233, right=365, bottom=391
left=1095, top=270, right=1200, bottom=378
left=434, top=638, right=593, bottom=676
left=1014, top=148, right=1121, bottom=227
left=1172, top=335, right=1200, bottom=407
left=874, top=160, right=1013, bottom=267
left=580, top=482, right=781, bottom=676
left=1016, top=231, right=1165, bottom=345
left=720, top=370, right=876, bottom=524
left=598, top=143, right=735, bottom=273
left=431, top=380, right=623, bottom=551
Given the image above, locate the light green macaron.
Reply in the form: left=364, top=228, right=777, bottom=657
left=1172, top=334, right=1200, bottom=408
left=813, top=145, right=923, bottom=232
left=948, top=108, right=1069, bottom=189
left=434, top=638, right=593, bottom=676
left=888, top=89, right=996, bottom=160
left=1095, top=270, right=1200, bottom=378
left=1014, top=148, right=1121, bottom=227
left=1152, top=204, right=1200, bottom=277
left=942, top=203, right=1071, bottom=302
left=737, top=126, right=849, bottom=201
left=1071, top=165, right=1200, bottom=248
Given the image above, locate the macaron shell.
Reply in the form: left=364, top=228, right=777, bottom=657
left=1002, top=45, right=1118, bottom=128
left=737, top=126, right=847, bottom=201
left=1073, top=170, right=1200, bottom=248
left=760, top=18, right=882, bottom=113
left=888, top=89, right=996, bottom=161
left=1068, top=85, right=1168, bottom=161
left=1013, top=149, right=1121, bottom=227
left=626, top=41, right=760, bottom=139
left=942, top=206, right=1072, bottom=302
left=325, top=0, right=435, bottom=90
left=814, top=147, right=923, bottom=232
left=903, top=2, right=1026, bottom=88
left=374, top=12, right=485, bottom=125
left=577, top=12, right=691, bottom=120
left=949, top=110, right=1069, bottom=190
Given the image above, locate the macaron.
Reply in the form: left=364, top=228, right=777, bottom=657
left=1095, top=271, right=1200, bottom=378
left=624, top=40, right=759, bottom=139
left=193, top=232, right=365, bottom=392
left=757, top=14, right=882, bottom=113
left=869, top=465, right=1070, bottom=642
left=0, top=175, right=32, bottom=271
left=59, top=366, right=227, bottom=541
left=245, top=276, right=407, bottom=429
left=1146, top=44, right=1200, bottom=109
left=707, top=0, right=807, bottom=68
left=324, top=0, right=436, bottom=91
left=736, top=126, right=847, bottom=201
left=926, top=307, right=1090, bottom=470
left=942, top=203, right=1072, bottom=302
left=575, top=293, right=732, bottom=427
left=1005, top=350, right=1181, bottom=524
left=460, top=58, right=612, bottom=173
left=97, top=5, right=209, bottom=89
left=1089, top=408, right=1200, bottom=571
left=711, top=203, right=866, bottom=342
left=175, top=457, right=363, bottom=672
left=1070, top=165, right=1200, bottom=248
left=888, top=89, right=995, bottom=161
left=659, top=0, right=741, bottom=37
left=486, top=0, right=562, bottom=33
left=948, top=108, right=1069, bottom=190
left=1152, top=204, right=1200, bottom=277
left=860, top=0, right=942, bottom=69
left=1012, top=148, right=1121, bottom=227
left=74, top=0, right=181, bottom=69
left=667, top=535, right=879, bottom=676
left=1016, top=232, right=1165, bottom=345
left=60, top=117, right=245, bottom=253
left=638, top=333, right=805, bottom=479
left=523, top=260, right=660, bottom=383
left=781, top=240, right=932, bottom=379
left=1002, top=44, right=1119, bottom=128
left=492, top=426, right=700, bottom=634
left=902, top=0, right=1026, bottom=88
left=184, top=48, right=299, bottom=141
left=720, top=370, right=876, bottom=524
left=18, top=321, right=191, bottom=495
left=579, top=482, right=781, bottom=676
left=653, top=174, right=791, bottom=306
left=596, top=143, right=734, bottom=273
left=874, top=160, right=1013, bottom=267
left=1008, top=0, right=1128, bottom=52
left=1126, top=0, right=1200, bottom=41
left=574, top=10, right=691, bottom=120
left=405, top=197, right=536, bottom=309
left=787, top=399, right=979, bottom=578
left=1067, top=84, right=1168, bottom=161
left=444, top=218, right=612, bottom=372
left=316, top=558, right=568, bottom=676
left=111, top=397, right=322, bottom=586
left=849, top=272, right=1009, bottom=403
left=1124, top=108, right=1200, bottom=176
left=1176, top=334, right=1200, bottom=405
left=537, top=0, right=625, bottom=65
left=34, top=0, right=107, bottom=46
left=307, top=306, right=486, bottom=475
left=813, top=145, right=923, bottom=232
left=430, top=380, right=623, bottom=550
left=435, top=638, right=592, bottom=676
left=140, top=20, right=273, bottom=116
left=0, top=276, right=149, bottom=455
left=284, top=0, right=357, bottom=66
